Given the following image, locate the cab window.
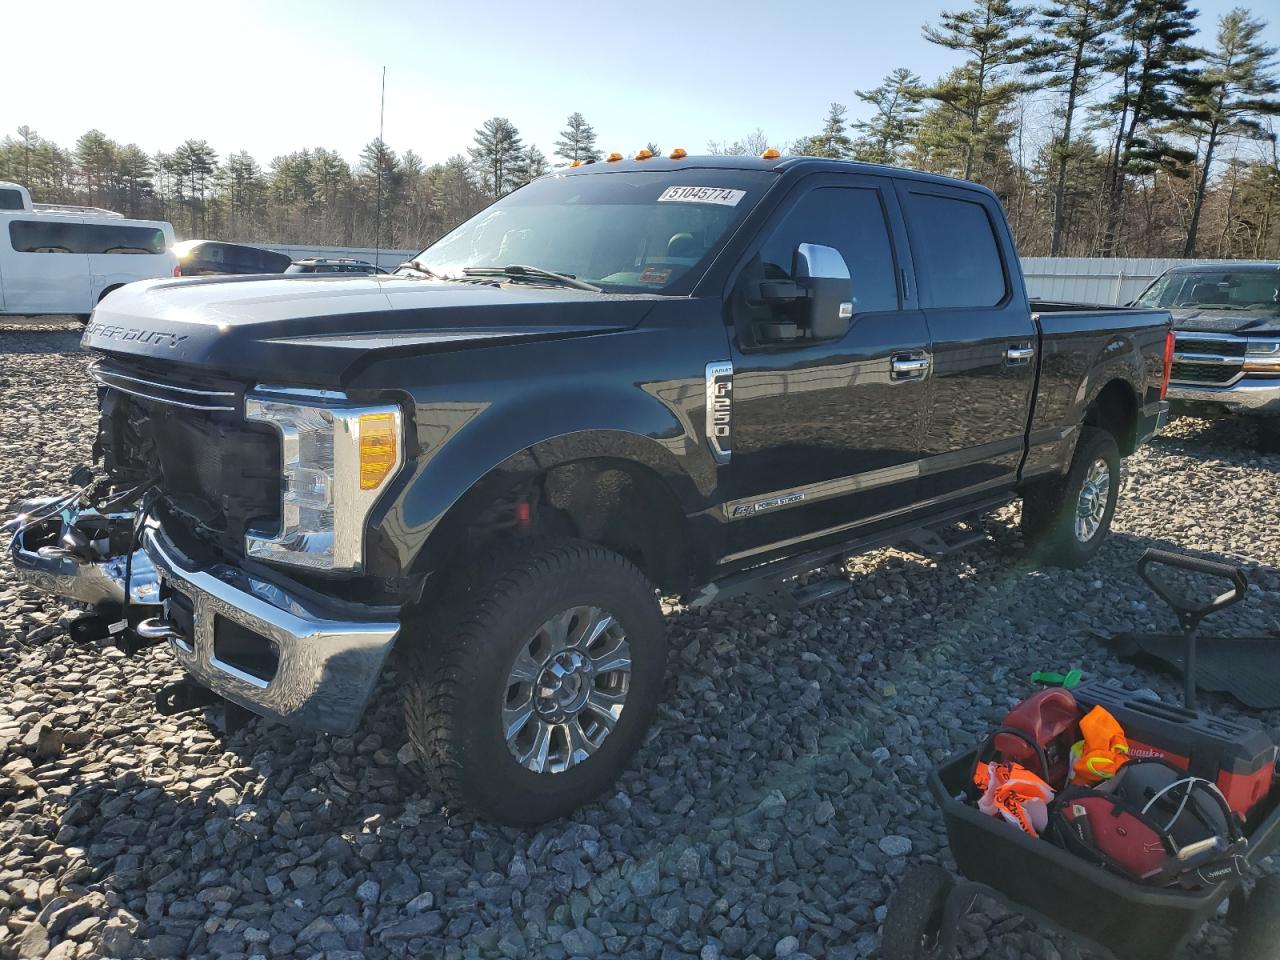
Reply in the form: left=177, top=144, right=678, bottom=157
left=756, top=187, right=899, bottom=314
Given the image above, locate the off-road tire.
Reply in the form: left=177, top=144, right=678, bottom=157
left=882, top=865, right=956, bottom=960
left=1234, top=875, right=1280, bottom=960
left=402, top=538, right=667, bottom=824
left=1021, top=426, right=1121, bottom=568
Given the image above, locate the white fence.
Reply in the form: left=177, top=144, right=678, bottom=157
left=253, top=244, right=416, bottom=271
left=1019, top=257, right=1275, bottom=305
left=244, top=247, right=1275, bottom=306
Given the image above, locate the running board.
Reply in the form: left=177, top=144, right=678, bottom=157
left=901, top=515, right=990, bottom=557
left=686, top=493, right=1013, bottom=609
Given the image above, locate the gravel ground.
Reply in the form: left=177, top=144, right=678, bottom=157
left=1, top=318, right=1279, bottom=960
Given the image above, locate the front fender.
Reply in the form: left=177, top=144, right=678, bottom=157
left=362, top=347, right=726, bottom=578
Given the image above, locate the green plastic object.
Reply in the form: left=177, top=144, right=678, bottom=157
left=1031, top=668, right=1083, bottom=689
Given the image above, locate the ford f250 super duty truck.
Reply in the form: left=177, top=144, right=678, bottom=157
left=6, top=155, right=1173, bottom=824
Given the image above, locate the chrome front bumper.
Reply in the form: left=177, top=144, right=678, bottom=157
left=7, top=499, right=399, bottom=735
left=1168, top=378, right=1280, bottom=415
left=144, top=529, right=400, bottom=735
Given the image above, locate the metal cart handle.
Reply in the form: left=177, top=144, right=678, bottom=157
left=1137, top=548, right=1248, bottom=629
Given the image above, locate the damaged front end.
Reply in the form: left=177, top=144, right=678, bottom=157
left=5, top=488, right=161, bottom=633
left=6, top=354, right=404, bottom=736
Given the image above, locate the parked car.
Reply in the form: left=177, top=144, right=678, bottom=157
left=0, top=184, right=176, bottom=319
left=9, top=154, right=1172, bottom=824
left=1133, top=262, right=1280, bottom=448
left=285, top=257, right=386, bottom=275
left=173, top=240, right=291, bottom=276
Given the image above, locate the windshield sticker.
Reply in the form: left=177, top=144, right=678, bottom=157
left=657, top=186, right=746, bottom=206
left=639, top=266, right=673, bottom=285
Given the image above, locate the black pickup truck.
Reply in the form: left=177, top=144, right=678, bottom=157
left=7, top=155, right=1172, bottom=823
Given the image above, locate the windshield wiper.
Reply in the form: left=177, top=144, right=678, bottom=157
left=463, top=264, right=601, bottom=293
left=397, top=258, right=451, bottom=280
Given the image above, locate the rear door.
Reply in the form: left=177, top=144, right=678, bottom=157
left=723, top=173, right=930, bottom=563
left=4, top=217, right=91, bottom=314
left=896, top=181, right=1037, bottom=505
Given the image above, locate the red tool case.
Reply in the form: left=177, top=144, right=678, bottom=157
left=1073, top=680, right=1277, bottom=820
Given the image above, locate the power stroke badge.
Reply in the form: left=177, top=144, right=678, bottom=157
left=705, top=361, right=733, bottom=464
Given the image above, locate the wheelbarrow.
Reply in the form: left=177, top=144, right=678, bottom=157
left=883, top=550, right=1280, bottom=960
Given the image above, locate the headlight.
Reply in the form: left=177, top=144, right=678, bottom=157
left=245, top=391, right=404, bottom=571
left=1243, top=339, right=1280, bottom=374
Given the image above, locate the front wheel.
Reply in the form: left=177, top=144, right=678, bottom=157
left=1021, top=426, right=1121, bottom=568
left=402, top=539, right=668, bottom=824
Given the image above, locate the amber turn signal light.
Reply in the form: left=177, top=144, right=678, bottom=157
left=358, top=413, right=398, bottom=490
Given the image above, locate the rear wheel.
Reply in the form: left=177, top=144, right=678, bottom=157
left=1021, top=426, right=1121, bottom=568
left=402, top=538, right=667, bottom=824
left=882, top=866, right=956, bottom=960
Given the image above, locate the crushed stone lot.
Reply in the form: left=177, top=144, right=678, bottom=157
left=2, top=318, right=1279, bottom=960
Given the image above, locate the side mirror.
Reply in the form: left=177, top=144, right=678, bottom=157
left=793, top=243, right=854, bottom=340
left=755, top=243, right=854, bottom=341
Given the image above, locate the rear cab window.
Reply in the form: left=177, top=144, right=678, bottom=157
left=903, top=191, right=1008, bottom=309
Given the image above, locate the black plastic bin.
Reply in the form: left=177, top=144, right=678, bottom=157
left=923, top=747, right=1280, bottom=960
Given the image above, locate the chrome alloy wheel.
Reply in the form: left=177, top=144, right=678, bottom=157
left=502, top=606, right=631, bottom=774
left=1075, top=458, right=1111, bottom=543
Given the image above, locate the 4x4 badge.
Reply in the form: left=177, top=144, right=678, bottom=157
left=705, top=361, right=733, bottom=464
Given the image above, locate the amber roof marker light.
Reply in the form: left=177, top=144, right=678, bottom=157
left=760, top=148, right=781, bottom=159
left=634, top=149, right=655, bottom=160
left=605, top=152, right=623, bottom=163
left=668, top=148, right=687, bottom=159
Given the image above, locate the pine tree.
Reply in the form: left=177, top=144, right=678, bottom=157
left=469, top=117, right=524, bottom=197
left=515, top=145, right=550, bottom=185
left=114, top=144, right=153, bottom=217
left=920, top=0, right=1035, bottom=181
left=1027, top=0, right=1125, bottom=254
left=795, top=103, right=854, bottom=158
left=1179, top=9, right=1280, bottom=256
left=75, top=130, right=116, bottom=208
left=553, top=112, right=601, bottom=164
left=1093, top=0, right=1201, bottom=254
left=851, top=68, right=924, bottom=164
left=170, top=139, right=218, bottom=236
left=218, top=151, right=266, bottom=238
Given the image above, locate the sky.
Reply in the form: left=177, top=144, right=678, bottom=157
left=4, top=0, right=1279, bottom=170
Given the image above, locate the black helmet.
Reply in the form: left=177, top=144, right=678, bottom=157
left=1102, top=760, right=1233, bottom=851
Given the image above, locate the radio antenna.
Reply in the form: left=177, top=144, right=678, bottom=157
left=374, top=65, right=386, bottom=269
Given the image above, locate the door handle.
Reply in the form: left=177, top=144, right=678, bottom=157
left=1005, top=344, right=1035, bottom=365
left=891, top=354, right=930, bottom=380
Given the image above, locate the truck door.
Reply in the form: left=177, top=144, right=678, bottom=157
left=896, top=182, right=1037, bottom=505
left=722, top=174, right=929, bottom=563
left=4, top=217, right=91, bottom=315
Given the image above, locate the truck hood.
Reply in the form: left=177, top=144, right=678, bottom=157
left=83, top=274, right=657, bottom=385
left=1170, top=308, right=1280, bottom=336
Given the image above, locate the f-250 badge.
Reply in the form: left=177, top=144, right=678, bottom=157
left=705, top=361, right=733, bottom=464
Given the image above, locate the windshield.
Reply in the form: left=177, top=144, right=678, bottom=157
left=408, top=169, right=775, bottom=294
left=1135, top=269, right=1280, bottom=314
